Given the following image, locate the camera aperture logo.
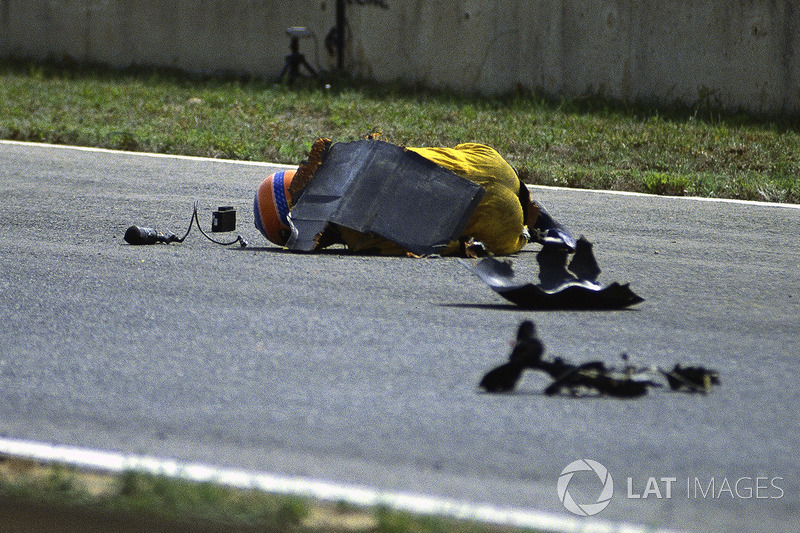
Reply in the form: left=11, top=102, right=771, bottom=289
left=557, top=459, right=614, bottom=516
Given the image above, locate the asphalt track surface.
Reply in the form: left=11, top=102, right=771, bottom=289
left=1, top=141, right=799, bottom=532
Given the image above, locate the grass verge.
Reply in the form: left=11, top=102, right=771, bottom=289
left=1, top=58, right=798, bottom=203
left=0, top=455, right=531, bottom=533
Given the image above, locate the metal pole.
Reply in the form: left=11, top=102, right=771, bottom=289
left=336, top=0, right=345, bottom=70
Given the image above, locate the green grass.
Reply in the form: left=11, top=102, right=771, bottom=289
left=1, top=58, right=799, bottom=203
left=0, top=456, right=531, bottom=533
left=0, top=460, right=307, bottom=532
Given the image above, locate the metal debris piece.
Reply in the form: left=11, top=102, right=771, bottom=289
left=537, top=358, right=661, bottom=398
left=529, top=202, right=577, bottom=251
left=460, top=239, right=644, bottom=310
left=660, top=364, right=721, bottom=393
left=478, top=320, right=543, bottom=392
left=479, top=321, right=720, bottom=397
left=286, top=139, right=485, bottom=255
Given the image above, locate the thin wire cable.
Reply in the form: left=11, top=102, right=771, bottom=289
left=177, top=201, right=248, bottom=247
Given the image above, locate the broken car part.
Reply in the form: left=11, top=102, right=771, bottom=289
left=479, top=321, right=720, bottom=397
left=460, top=237, right=644, bottom=310
left=479, top=320, right=543, bottom=392
left=286, top=139, right=486, bottom=255
left=660, top=364, right=721, bottom=393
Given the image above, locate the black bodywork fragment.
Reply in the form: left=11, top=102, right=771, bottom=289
left=460, top=237, right=644, bottom=310
left=460, top=257, right=644, bottom=310
left=479, top=321, right=720, bottom=397
left=286, top=139, right=486, bottom=255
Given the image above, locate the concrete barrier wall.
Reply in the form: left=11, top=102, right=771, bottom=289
left=1, top=0, right=797, bottom=114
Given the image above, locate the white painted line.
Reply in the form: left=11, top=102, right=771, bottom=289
left=3, top=139, right=797, bottom=211
left=0, top=139, right=296, bottom=169
left=0, top=436, right=679, bottom=533
left=528, top=184, right=800, bottom=210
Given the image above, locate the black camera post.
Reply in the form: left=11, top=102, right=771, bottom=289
left=278, top=26, right=317, bottom=84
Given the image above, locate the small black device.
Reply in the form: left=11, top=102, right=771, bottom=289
left=124, top=226, right=179, bottom=245
left=211, top=206, right=236, bottom=232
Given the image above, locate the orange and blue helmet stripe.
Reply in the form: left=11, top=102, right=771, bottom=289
left=254, top=169, right=296, bottom=246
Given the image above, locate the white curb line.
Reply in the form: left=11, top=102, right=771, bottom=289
left=0, top=437, right=677, bottom=533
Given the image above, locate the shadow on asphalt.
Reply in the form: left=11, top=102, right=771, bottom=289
left=439, top=302, right=640, bottom=312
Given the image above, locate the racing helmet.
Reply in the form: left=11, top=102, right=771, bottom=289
left=254, top=168, right=297, bottom=246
